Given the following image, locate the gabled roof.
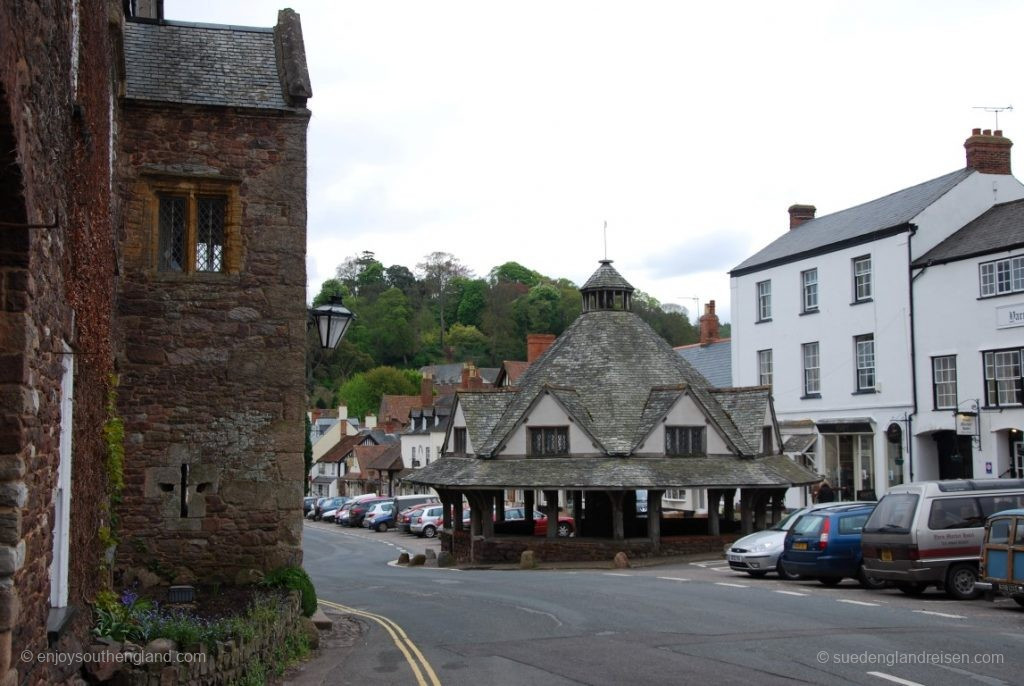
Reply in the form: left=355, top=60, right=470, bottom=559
left=317, top=432, right=375, bottom=464
left=711, top=387, right=772, bottom=454
left=455, top=391, right=515, bottom=452
left=123, top=20, right=292, bottom=110
left=675, top=339, right=732, bottom=388
left=351, top=444, right=387, bottom=476
left=379, top=395, right=420, bottom=425
left=477, top=309, right=717, bottom=456
left=731, top=168, right=974, bottom=276
left=366, top=443, right=404, bottom=472
left=496, top=360, right=530, bottom=387
left=913, top=197, right=1024, bottom=266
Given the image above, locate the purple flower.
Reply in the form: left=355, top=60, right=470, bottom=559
left=120, top=589, right=138, bottom=606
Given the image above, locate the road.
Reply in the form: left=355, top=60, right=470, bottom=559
left=301, top=521, right=1024, bottom=686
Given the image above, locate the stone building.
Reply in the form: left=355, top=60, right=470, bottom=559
left=0, top=2, right=313, bottom=683
left=408, top=261, right=817, bottom=563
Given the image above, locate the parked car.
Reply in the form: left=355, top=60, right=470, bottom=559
left=347, top=496, right=390, bottom=528
left=861, top=479, right=1024, bottom=599
left=781, top=503, right=885, bottom=588
left=462, top=507, right=576, bottom=537
left=398, top=506, right=427, bottom=534
left=334, top=500, right=358, bottom=527
left=410, top=504, right=446, bottom=538
left=317, top=496, right=351, bottom=523
left=364, top=502, right=396, bottom=532
left=392, top=494, right=439, bottom=513
left=726, top=502, right=871, bottom=579
left=975, top=507, right=1024, bottom=607
left=303, top=496, right=317, bottom=516
left=308, top=497, right=329, bottom=520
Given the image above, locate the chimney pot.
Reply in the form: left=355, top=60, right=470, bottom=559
left=699, top=300, right=720, bottom=346
left=788, top=204, right=816, bottom=230
left=420, top=373, right=433, bottom=408
left=965, top=127, right=1012, bottom=175
left=995, top=129, right=1003, bottom=137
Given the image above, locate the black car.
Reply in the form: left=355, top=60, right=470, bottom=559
left=303, top=496, right=317, bottom=516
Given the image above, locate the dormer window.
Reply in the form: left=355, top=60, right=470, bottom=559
left=665, top=426, right=705, bottom=456
left=453, top=427, right=467, bottom=455
left=529, top=427, right=569, bottom=456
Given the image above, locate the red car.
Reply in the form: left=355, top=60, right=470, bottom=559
left=462, top=507, right=575, bottom=537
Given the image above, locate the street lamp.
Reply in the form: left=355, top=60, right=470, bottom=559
left=310, top=295, right=355, bottom=350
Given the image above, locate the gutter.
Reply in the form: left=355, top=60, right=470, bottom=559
left=907, top=224, right=921, bottom=482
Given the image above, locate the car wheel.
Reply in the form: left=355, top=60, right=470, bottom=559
left=746, top=570, right=769, bottom=578
left=945, top=563, right=980, bottom=600
left=776, top=559, right=801, bottom=581
left=818, top=577, right=842, bottom=587
left=423, top=525, right=437, bottom=538
left=894, top=581, right=928, bottom=596
left=857, top=563, right=888, bottom=590
left=557, top=522, right=573, bottom=537
left=376, top=522, right=388, bottom=533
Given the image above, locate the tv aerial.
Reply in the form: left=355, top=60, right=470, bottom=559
left=972, top=105, right=1013, bottom=129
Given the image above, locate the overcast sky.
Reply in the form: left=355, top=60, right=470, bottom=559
left=170, top=0, right=1024, bottom=322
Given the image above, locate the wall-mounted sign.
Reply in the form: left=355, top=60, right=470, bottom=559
left=986, top=461, right=993, bottom=474
left=956, top=412, right=978, bottom=436
left=996, top=303, right=1024, bottom=329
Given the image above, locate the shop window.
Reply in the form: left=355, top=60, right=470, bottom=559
left=822, top=434, right=874, bottom=501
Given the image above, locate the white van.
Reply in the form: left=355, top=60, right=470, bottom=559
left=861, top=479, right=1024, bottom=599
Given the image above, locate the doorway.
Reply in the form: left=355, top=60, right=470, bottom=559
left=933, top=430, right=974, bottom=480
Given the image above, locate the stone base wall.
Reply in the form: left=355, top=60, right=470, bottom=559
left=83, top=591, right=303, bottom=686
left=444, top=531, right=739, bottom=564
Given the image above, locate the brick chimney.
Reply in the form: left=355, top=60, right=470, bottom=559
left=788, top=204, right=816, bottom=230
left=527, top=333, right=556, bottom=363
left=965, top=128, right=1012, bottom=175
left=420, top=373, right=433, bottom=408
left=699, top=300, right=720, bottom=346
left=468, top=363, right=483, bottom=390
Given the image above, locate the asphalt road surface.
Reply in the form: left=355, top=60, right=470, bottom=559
left=302, top=522, right=1024, bottom=686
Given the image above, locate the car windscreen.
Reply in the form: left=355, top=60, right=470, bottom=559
left=772, top=510, right=802, bottom=531
left=791, top=514, right=825, bottom=536
left=864, top=494, right=919, bottom=533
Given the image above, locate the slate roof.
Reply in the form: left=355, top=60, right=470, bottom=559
left=457, top=391, right=515, bottom=453
left=913, top=197, right=1024, bottom=266
left=316, top=433, right=372, bottom=464
left=496, top=360, right=530, bottom=387
left=350, top=445, right=386, bottom=477
left=123, top=20, right=292, bottom=110
left=581, top=260, right=635, bottom=291
left=420, top=363, right=499, bottom=386
left=406, top=455, right=818, bottom=489
left=731, top=168, right=975, bottom=276
left=711, top=387, right=771, bottom=453
left=379, top=395, right=420, bottom=426
left=782, top=434, right=817, bottom=454
left=366, top=444, right=404, bottom=472
left=675, top=339, right=733, bottom=388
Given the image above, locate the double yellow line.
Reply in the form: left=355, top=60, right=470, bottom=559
left=318, top=598, right=441, bottom=686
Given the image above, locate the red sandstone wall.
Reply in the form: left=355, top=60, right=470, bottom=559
left=115, top=101, right=311, bottom=583
left=0, top=2, right=118, bottom=684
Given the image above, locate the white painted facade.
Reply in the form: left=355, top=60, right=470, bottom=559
left=731, top=169, right=1024, bottom=506
left=913, top=244, right=1024, bottom=482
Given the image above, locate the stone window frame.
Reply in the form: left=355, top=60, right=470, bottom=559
left=143, top=174, right=242, bottom=276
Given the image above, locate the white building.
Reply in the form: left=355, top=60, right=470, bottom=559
left=730, top=129, right=1024, bottom=505
left=912, top=198, right=1024, bottom=481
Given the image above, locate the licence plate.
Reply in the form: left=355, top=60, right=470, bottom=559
left=881, top=549, right=893, bottom=562
left=999, top=583, right=1024, bottom=594
left=728, top=555, right=743, bottom=563
left=793, top=542, right=808, bottom=550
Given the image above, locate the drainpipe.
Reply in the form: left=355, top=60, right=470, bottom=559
left=907, top=224, right=922, bottom=482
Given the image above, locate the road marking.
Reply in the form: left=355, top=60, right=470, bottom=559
left=774, top=590, right=808, bottom=596
left=837, top=599, right=880, bottom=607
left=656, top=576, right=690, bottom=582
left=319, top=598, right=440, bottom=686
left=866, top=671, right=925, bottom=686
left=913, top=610, right=966, bottom=619
left=714, top=582, right=748, bottom=588
left=604, top=573, right=631, bottom=577
left=515, top=605, right=564, bottom=627
left=710, top=567, right=729, bottom=572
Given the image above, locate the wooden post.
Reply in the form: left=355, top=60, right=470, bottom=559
left=494, top=492, right=505, bottom=522
left=723, top=489, right=736, bottom=524
left=739, top=489, right=753, bottom=535
left=543, top=489, right=558, bottom=538
left=706, top=489, right=721, bottom=536
left=525, top=490, right=535, bottom=526
left=771, top=490, right=786, bottom=525
left=453, top=490, right=464, bottom=531
left=754, top=490, right=768, bottom=531
left=609, top=491, right=625, bottom=540
left=648, top=490, right=663, bottom=552
left=439, top=490, right=452, bottom=530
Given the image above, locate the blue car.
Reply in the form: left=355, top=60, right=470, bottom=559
left=782, top=503, right=887, bottom=589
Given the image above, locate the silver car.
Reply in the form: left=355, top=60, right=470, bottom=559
left=725, top=501, right=869, bottom=579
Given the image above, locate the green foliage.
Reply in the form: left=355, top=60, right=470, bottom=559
left=337, top=366, right=420, bottom=420
left=489, top=261, right=541, bottom=287
left=311, top=278, right=348, bottom=307
left=455, top=279, right=488, bottom=327
left=446, top=323, right=489, bottom=364
left=261, top=566, right=318, bottom=617
left=92, top=589, right=153, bottom=642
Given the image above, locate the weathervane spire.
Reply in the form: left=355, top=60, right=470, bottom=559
left=603, top=220, right=607, bottom=261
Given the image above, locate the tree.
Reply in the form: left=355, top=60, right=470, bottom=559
left=417, top=252, right=472, bottom=354
left=516, top=284, right=563, bottom=335
left=337, top=366, right=421, bottom=420
left=360, top=287, right=415, bottom=365
left=488, top=261, right=541, bottom=287
left=447, top=323, right=490, bottom=364
left=385, top=264, right=417, bottom=293
left=455, top=278, right=488, bottom=328
left=312, top=278, right=348, bottom=307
